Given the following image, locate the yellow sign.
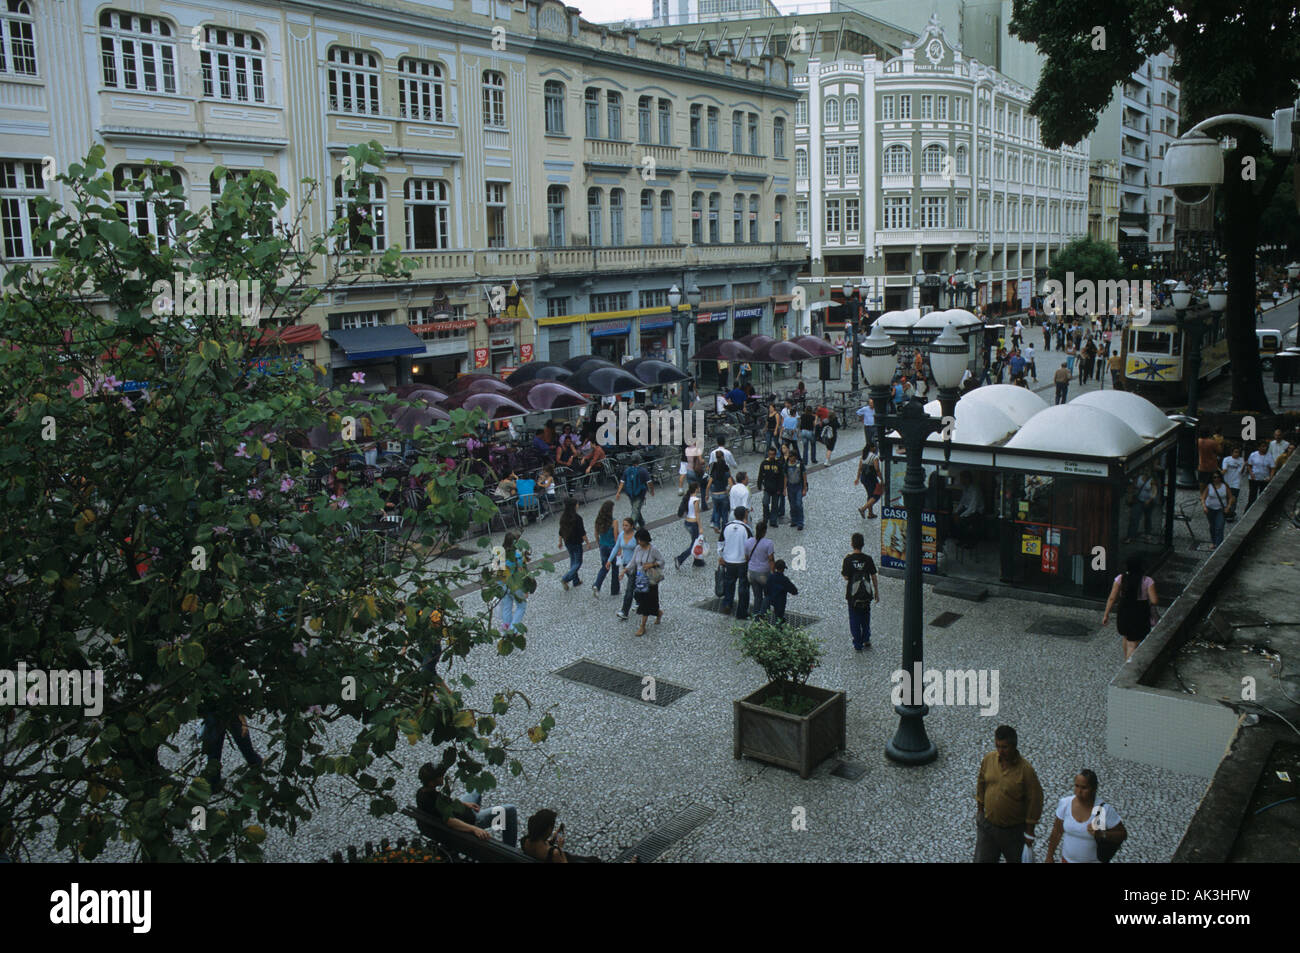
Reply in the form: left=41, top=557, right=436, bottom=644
left=1021, top=535, right=1041, bottom=556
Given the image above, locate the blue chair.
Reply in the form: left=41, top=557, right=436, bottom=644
left=516, top=479, right=540, bottom=523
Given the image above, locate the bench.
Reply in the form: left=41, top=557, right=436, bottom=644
left=400, top=806, right=540, bottom=863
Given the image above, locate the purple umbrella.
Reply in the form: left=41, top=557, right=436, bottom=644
left=564, top=364, right=646, bottom=396
left=623, top=357, right=692, bottom=385
left=400, top=386, right=449, bottom=403
left=692, top=340, right=756, bottom=363
left=737, top=334, right=776, bottom=349
left=391, top=404, right=452, bottom=434
left=505, top=362, right=573, bottom=386
left=507, top=380, right=590, bottom=411
left=791, top=335, right=843, bottom=357
left=750, top=340, right=816, bottom=364
left=446, top=373, right=507, bottom=393
left=441, top=390, right=531, bottom=419
left=562, top=354, right=618, bottom=372
left=458, top=376, right=513, bottom=396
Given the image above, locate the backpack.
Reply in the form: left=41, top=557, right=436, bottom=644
left=848, top=575, right=873, bottom=608
left=710, top=455, right=730, bottom=486
left=623, top=466, right=646, bottom=499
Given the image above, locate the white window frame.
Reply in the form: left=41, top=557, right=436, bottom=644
left=0, top=0, right=36, bottom=77
left=0, top=158, right=48, bottom=258
left=328, top=47, right=380, bottom=115
left=399, top=58, right=445, bottom=122
left=335, top=175, right=387, bottom=252
left=844, top=145, right=859, bottom=177
left=482, top=70, right=506, bottom=128
left=201, top=27, right=265, bottom=104
left=100, top=10, right=177, bottom=94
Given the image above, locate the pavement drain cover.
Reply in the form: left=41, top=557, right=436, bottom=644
left=553, top=659, right=692, bottom=707
left=830, top=760, right=868, bottom=782
left=615, top=803, right=716, bottom=863
left=930, top=611, right=963, bottom=628
left=692, top=598, right=820, bottom=627
left=1028, top=617, right=1093, bottom=639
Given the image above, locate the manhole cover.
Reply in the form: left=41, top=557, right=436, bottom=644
left=553, top=659, right=692, bottom=707
left=1028, top=617, right=1093, bottom=638
left=830, top=760, right=868, bottom=782
left=930, top=611, right=963, bottom=628
left=692, top=598, right=819, bottom=627
left=615, top=803, right=716, bottom=863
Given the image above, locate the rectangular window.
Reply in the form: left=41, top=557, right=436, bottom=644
left=544, top=81, right=565, bottom=134
left=0, top=159, right=48, bottom=258
left=732, top=111, right=744, bottom=153
left=899, top=95, right=911, bottom=119
left=402, top=178, right=447, bottom=251
left=844, top=198, right=859, bottom=233
left=591, top=292, right=631, bottom=313
left=638, top=97, right=652, bottom=143
left=586, top=88, right=600, bottom=138
left=707, top=108, right=719, bottom=150
left=748, top=113, right=759, bottom=154
left=398, top=59, right=444, bottom=122
left=795, top=198, right=809, bottom=234
left=881, top=95, right=895, bottom=120
left=201, top=28, right=266, bottom=104
left=640, top=288, right=671, bottom=308
left=327, top=47, right=380, bottom=115
left=482, top=71, right=506, bottom=127
left=1, top=1, right=37, bottom=76
left=883, top=196, right=910, bottom=229
left=658, top=99, right=672, bottom=144
left=955, top=196, right=968, bottom=228
left=920, top=196, right=946, bottom=228
left=795, top=99, right=808, bottom=125
left=920, top=95, right=933, bottom=119
left=336, top=310, right=386, bottom=330
left=825, top=199, right=840, bottom=234
left=824, top=146, right=840, bottom=178
left=486, top=182, right=506, bottom=248
left=101, top=12, right=178, bottom=94
left=773, top=118, right=785, bottom=157
left=607, top=92, right=622, bottom=140
left=937, top=96, right=947, bottom=120
left=844, top=145, right=859, bottom=177
left=546, top=296, right=569, bottom=317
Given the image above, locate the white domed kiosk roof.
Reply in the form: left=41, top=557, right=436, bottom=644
left=1069, top=390, right=1176, bottom=440
left=924, top=398, right=1021, bottom=446
left=958, top=384, right=1048, bottom=428
left=915, top=308, right=983, bottom=331
left=876, top=308, right=922, bottom=332
left=1005, top=404, right=1146, bottom=457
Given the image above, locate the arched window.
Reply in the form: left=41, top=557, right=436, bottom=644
left=399, top=58, right=444, bottom=122
left=482, top=71, right=506, bottom=127
left=955, top=145, right=968, bottom=175
left=328, top=47, right=380, bottom=114
left=844, top=96, right=859, bottom=124
left=883, top=144, right=910, bottom=175
left=640, top=189, right=654, bottom=244
left=922, top=144, right=945, bottom=175
left=609, top=188, right=624, bottom=246
left=823, top=96, right=839, bottom=125
left=0, top=0, right=37, bottom=77
left=659, top=191, right=674, bottom=243
left=795, top=148, right=808, bottom=179
left=113, top=164, right=184, bottom=248
left=544, top=80, right=565, bottom=134
left=546, top=185, right=567, bottom=246
left=637, top=96, right=652, bottom=143
left=100, top=11, right=177, bottom=94
left=748, top=195, right=760, bottom=243
left=587, top=187, right=603, bottom=245
left=199, top=27, right=265, bottom=103
left=403, top=179, right=449, bottom=250
left=334, top=174, right=387, bottom=251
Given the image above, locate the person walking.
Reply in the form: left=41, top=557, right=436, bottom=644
left=855, top=442, right=882, bottom=518
left=841, top=532, right=879, bottom=651
left=614, top=460, right=654, bottom=530
left=625, top=529, right=665, bottom=636
left=1124, top=471, right=1158, bottom=542
left=591, top=501, right=618, bottom=597
left=729, top=471, right=751, bottom=518
left=798, top=406, right=819, bottom=465
left=1045, top=770, right=1127, bottom=864
left=611, top=518, right=639, bottom=621
left=675, top=484, right=705, bottom=569
left=1102, top=554, right=1158, bottom=661
left=818, top=410, right=840, bottom=457
left=1245, top=441, right=1276, bottom=510
left=1221, top=445, right=1245, bottom=519
left=557, top=499, right=588, bottom=591
left=782, top=443, right=808, bottom=531
left=1108, top=350, right=1123, bottom=390
left=757, top=446, right=786, bottom=527
left=1195, top=428, right=1222, bottom=488
left=1081, top=338, right=1096, bottom=384
left=1053, top=362, right=1070, bottom=405
left=1041, top=320, right=1051, bottom=351
left=719, top=507, right=754, bottom=618
left=1023, top=342, right=1037, bottom=382
left=707, top=447, right=733, bottom=534
left=855, top=398, right=877, bottom=447
left=498, top=531, right=531, bottom=633
left=1268, top=428, right=1292, bottom=464
left=974, top=725, right=1044, bottom=864
left=1201, top=471, right=1232, bottom=547
left=765, top=402, right=781, bottom=453
left=746, top=520, right=776, bottom=618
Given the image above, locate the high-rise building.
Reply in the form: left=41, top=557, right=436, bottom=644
left=1089, top=160, right=1121, bottom=249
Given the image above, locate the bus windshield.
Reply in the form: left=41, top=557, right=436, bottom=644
left=1134, top=330, right=1170, bottom=354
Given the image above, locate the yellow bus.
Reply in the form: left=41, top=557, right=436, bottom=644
left=1120, top=310, right=1230, bottom=398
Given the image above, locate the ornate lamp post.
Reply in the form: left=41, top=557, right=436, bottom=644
left=842, top=280, right=868, bottom=391
left=1171, top=280, right=1201, bottom=488
left=929, top=325, right=968, bottom=420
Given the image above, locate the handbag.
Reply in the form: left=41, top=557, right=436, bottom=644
left=714, top=563, right=726, bottom=597
left=646, top=564, right=665, bottom=585
left=1094, top=802, right=1124, bottom=862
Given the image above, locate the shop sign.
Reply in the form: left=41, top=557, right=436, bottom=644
left=489, top=335, right=514, bottom=347
left=734, top=307, right=763, bottom=320
left=880, top=507, right=937, bottom=573
left=1041, top=544, right=1059, bottom=575
left=696, top=311, right=728, bottom=324
left=1033, top=457, right=1110, bottom=477
left=1021, top=534, right=1041, bottom=556
left=520, top=343, right=534, bottom=363
left=474, top=347, right=489, bottom=369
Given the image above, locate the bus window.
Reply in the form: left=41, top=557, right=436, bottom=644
left=1171, top=333, right=1182, bottom=356
left=1135, top=330, right=1169, bottom=353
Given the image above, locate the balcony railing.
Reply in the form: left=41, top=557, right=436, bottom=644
left=586, top=138, right=632, bottom=162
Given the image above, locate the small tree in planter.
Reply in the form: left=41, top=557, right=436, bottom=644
left=732, top=619, right=846, bottom=779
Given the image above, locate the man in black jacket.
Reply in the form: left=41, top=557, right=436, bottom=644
left=757, top=446, right=786, bottom=527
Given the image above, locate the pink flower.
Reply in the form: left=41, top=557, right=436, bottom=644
left=280, top=476, right=295, bottom=493
left=292, top=642, right=308, bottom=657
left=248, top=487, right=263, bottom=500
left=214, top=461, right=225, bottom=472
left=351, top=371, right=365, bottom=384
left=307, top=705, right=324, bottom=716
left=212, top=525, right=229, bottom=535
left=263, top=432, right=278, bottom=444
left=121, top=397, right=134, bottom=412
left=101, top=375, right=121, bottom=391
left=235, top=443, right=249, bottom=459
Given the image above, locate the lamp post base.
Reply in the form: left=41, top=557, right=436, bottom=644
left=885, top=703, right=937, bottom=765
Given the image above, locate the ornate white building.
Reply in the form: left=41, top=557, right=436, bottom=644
left=792, top=15, right=1090, bottom=316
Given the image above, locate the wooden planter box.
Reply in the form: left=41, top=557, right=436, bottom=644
left=733, top=680, right=847, bottom=779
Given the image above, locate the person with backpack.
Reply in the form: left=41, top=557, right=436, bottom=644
left=782, top=443, right=808, bottom=531
left=615, top=461, right=654, bottom=530
left=1102, top=555, right=1158, bottom=661
left=719, top=506, right=754, bottom=618
left=707, top=448, right=733, bottom=534
left=1045, top=769, right=1127, bottom=864
left=757, top=446, right=786, bottom=527
left=855, top=442, right=883, bottom=519
left=817, top=410, right=840, bottom=457
left=841, top=532, right=879, bottom=651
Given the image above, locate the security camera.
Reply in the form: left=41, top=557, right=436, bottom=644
left=1162, top=136, right=1223, bottom=205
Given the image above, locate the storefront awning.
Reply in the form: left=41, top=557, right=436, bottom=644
left=639, top=319, right=674, bottom=332
left=591, top=321, right=631, bottom=337
left=327, top=325, right=425, bottom=360
left=1120, top=226, right=1148, bottom=238
left=255, top=324, right=323, bottom=347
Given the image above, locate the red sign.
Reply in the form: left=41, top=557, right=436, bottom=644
left=473, top=347, right=489, bottom=369
left=520, top=343, right=534, bottom=363
left=1041, top=544, right=1059, bottom=576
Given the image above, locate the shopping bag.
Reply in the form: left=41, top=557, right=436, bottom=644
left=691, top=535, right=707, bottom=560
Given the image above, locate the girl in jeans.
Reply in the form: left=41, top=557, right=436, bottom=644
left=498, top=532, right=529, bottom=633
left=675, top=485, right=704, bottom=569
left=611, top=518, right=639, bottom=620
left=591, top=501, right=619, bottom=597
left=557, top=499, right=587, bottom=590
left=798, top=408, right=818, bottom=465
left=1201, top=472, right=1232, bottom=547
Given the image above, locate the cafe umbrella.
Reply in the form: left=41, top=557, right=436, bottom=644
left=563, top=363, right=645, bottom=396
left=391, top=403, right=452, bottom=434
left=506, top=380, right=590, bottom=411
left=623, top=357, right=692, bottom=386
left=561, top=354, right=618, bottom=372
left=505, top=362, right=572, bottom=386
left=446, top=372, right=510, bottom=394
left=440, top=390, right=531, bottom=419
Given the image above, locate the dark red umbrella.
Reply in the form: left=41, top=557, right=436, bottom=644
left=459, top=376, right=513, bottom=396
left=400, top=386, right=449, bottom=403
left=791, top=335, right=843, bottom=357
left=507, top=380, right=590, bottom=411
left=737, top=334, right=776, bottom=349
left=692, top=340, right=756, bottom=362
left=446, top=373, right=508, bottom=393
left=441, top=391, right=530, bottom=419
left=623, top=357, right=692, bottom=385
left=750, top=340, right=816, bottom=364
left=505, top=362, right=572, bottom=386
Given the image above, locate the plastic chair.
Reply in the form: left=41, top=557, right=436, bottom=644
left=516, top=479, right=541, bottom=523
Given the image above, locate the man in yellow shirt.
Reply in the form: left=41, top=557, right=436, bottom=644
left=975, top=725, right=1044, bottom=862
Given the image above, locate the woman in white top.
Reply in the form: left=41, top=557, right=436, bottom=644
left=1046, top=770, right=1127, bottom=863
left=674, top=485, right=704, bottom=569
left=1200, top=471, right=1232, bottom=547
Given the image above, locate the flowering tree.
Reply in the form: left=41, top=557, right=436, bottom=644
left=0, top=143, right=549, bottom=861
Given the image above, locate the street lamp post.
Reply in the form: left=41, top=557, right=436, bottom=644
left=669, top=283, right=701, bottom=409
left=843, top=280, right=868, bottom=391
left=1171, top=281, right=1203, bottom=488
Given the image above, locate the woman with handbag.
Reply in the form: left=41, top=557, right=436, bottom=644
left=1200, top=471, right=1233, bottom=547
left=1045, top=769, right=1127, bottom=863
left=675, top=484, right=704, bottom=569
left=855, top=443, right=883, bottom=519
left=624, top=528, right=665, bottom=636
left=1102, top=555, right=1158, bottom=661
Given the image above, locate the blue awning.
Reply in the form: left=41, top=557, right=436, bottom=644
left=327, top=325, right=425, bottom=360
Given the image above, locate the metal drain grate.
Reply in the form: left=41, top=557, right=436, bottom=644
left=615, top=803, right=716, bottom=863
left=1028, top=617, right=1093, bottom=638
left=692, top=598, right=819, bottom=627
left=553, top=659, right=692, bottom=707
left=830, top=760, right=868, bottom=782
left=930, top=611, right=963, bottom=628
